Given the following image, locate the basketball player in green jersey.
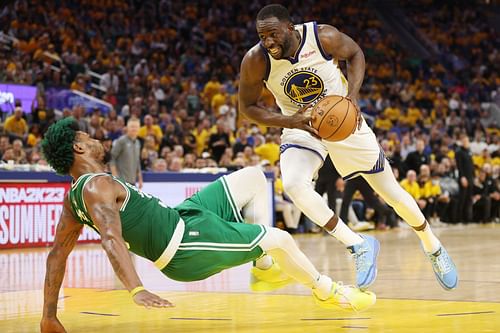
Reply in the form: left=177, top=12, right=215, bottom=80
left=39, top=117, right=375, bottom=333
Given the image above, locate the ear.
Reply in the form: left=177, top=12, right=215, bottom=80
left=287, top=22, right=294, bottom=31
left=73, top=142, right=85, bottom=154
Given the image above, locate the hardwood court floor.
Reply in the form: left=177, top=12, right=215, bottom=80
left=1, top=224, right=499, bottom=333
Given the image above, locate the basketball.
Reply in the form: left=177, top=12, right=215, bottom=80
left=310, top=95, right=357, bottom=142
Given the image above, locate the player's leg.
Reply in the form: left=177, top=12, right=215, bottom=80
left=281, top=147, right=379, bottom=289
left=257, top=227, right=376, bottom=311
left=362, top=160, right=458, bottom=290
left=221, top=166, right=275, bottom=270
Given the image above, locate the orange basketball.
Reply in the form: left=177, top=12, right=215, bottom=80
left=311, top=95, right=357, bottom=142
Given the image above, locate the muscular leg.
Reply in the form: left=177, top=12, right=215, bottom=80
left=258, top=227, right=332, bottom=299
left=362, top=160, right=441, bottom=253
left=280, top=148, right=363, bottom=245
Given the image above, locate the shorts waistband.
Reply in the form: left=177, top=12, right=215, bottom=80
left=154, top=218, right=185, bottom=270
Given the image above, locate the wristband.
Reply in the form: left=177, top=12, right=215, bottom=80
left=130, top=286, right=145, bottom=297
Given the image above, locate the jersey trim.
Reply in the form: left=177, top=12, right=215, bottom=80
left=154, top=218, right=185, bottom=270
left=342, top=150, right=386, bottom=180
left=80, top=173, right=111, bottom=214
left=313, top=21, right=333, bottom=61
left=178, top=225, right=266, bottom=251
left=259, top=44, right=271, bottom=82
left=113, top=178, right=131, bottom=211
left=280, top=143, right=325, bottom=161
left=287, top=24, right=307, bottom=64
left=221, top=176, right=244, bottom=222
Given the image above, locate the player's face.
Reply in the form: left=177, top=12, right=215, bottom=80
left=75, top=131, right=106, bottom=162
left=256, top=17, right=294, bottom=60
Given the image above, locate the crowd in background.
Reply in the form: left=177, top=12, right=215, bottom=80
left=0, top=0, right=498, bottom=226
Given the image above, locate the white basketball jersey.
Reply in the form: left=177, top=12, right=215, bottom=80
left=259, top=21, right=383, bottom=179
left=262, top=21, right=348, bottom=116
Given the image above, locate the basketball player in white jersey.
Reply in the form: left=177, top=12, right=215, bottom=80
left=239, top=4, right=457, bottom=290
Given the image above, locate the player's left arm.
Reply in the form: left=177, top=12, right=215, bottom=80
left=318, top=24, right=365, bottom=128
left=84, top=176, right=173, bottom=308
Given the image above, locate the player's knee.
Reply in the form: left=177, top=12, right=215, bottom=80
left=246, top=166, right=267, bottom=188
left=272, top=227, right=295, bottom=248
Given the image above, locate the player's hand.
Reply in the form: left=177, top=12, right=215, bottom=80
left=288, top=103, right=318, bottom=136
left=40, top=316, right=67, bottom=333
left=346, top=95, right=362, bottom=132
left=133, top=290, right=174, bottom=309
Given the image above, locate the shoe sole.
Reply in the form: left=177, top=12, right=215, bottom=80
left=434, top=272, right=458, bottom=291
left=358, top=238, right=380, bottom=290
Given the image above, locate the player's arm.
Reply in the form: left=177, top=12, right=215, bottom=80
left=239, top=47, right=317, bottom=134
left=318, top=25, right=365, bottom=101
left=318, top=25, right=365, bottom=129
left=83, top=176, right=173, bottom=308
left=41, top=196, right=83, bottom=333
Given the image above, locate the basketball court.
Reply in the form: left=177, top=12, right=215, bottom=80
left=1, top=224, right=498, bottom=332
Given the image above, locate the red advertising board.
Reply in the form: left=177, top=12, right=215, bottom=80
left=0, top=183, right=100, bottom=249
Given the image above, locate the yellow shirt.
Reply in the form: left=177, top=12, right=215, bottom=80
left=193, top=128, right=211, bottom=156
left=375, top=118, right=393, bottom=131
left=419, top=180, right=441, bottom=198
left=27, top=133, right=40, bottom=147
left=383, top=107, right=401, bottom=121
left=274, top=177, right=284, bottom=195
left=400, top=179, right=421, bottom=199
left=211, top=93, right=227, bottom=116
left=254, top=143, right=280, bottom=165
left=4, top=115, right=27, bottom=137
left=138, top=125, right=163, bottom=143
left=202, top=80, right=221, bottom=103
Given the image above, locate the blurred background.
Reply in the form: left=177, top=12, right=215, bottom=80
left=0, top=0, right=498, bottom=233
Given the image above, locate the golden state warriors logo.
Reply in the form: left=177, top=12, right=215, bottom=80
left=284, top=71, right=324, bottom=104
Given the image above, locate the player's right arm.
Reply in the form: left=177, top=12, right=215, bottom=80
left=239, top=46, right=318, bottom=135
left=41, top=196, right=83, bottom=333
left=84, top=176, right=173, bottom=308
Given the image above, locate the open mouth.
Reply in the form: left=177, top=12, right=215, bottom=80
left=269, top=46, right=281, bottom=58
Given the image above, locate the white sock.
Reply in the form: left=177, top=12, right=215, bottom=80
left=328, top=218, right=363, bottom=246
left=415, top=223, right=441, bottom=253
left=312, top=275, right=333, bottom=300
left=255, top=255, right=273, bottom=270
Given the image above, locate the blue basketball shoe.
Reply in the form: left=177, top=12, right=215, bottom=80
left=347, top=235, right=380, bottom=289
left=425, top=246, right=458, bottom=290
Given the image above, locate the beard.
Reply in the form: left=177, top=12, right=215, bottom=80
left=281, top=35, right=292, bottom=58
left=102, top=150, right=111, bottom=164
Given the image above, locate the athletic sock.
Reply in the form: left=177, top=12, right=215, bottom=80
left=254, top=255, right=273, bottom=270
left=312, top=275, right=333, bottom=300
left=328, top=219, right=364, bottom=246
left=414, top=222, right=441, bottom=253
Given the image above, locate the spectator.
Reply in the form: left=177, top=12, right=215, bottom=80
left=254, top=134, right=280, bottom=166
left=138, top=114, right=163, bottom=146
left=110, top=118, right=143, bottom=188
left=400, top=170, right=426, bottom=210
left=472, top=167, right=499, bottom=222
left=208, top=120, right=230, bottom=163
left=152, top=158, right=168, bottom=172
left=4, top=106, right=28, bottom=140
left=140, top=135, right=159, bottom=170
left=405, top=139, right=429, bottom=174
left=2, top=139, right=27, bottom=164
left=418, top=164, right=441, bottom=221
left=455, top=134, right=475, bottom=222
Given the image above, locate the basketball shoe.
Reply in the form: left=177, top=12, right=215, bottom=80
left=425, top=246, right=458, bottom=290
left=250, top=262, right=295, bottom=292
left=347, top=235, right=380, bottom=289
left=313, top=282, right=376, bottom=312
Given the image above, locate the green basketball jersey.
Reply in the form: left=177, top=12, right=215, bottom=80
left=68, top=173, right=180, bottom=262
